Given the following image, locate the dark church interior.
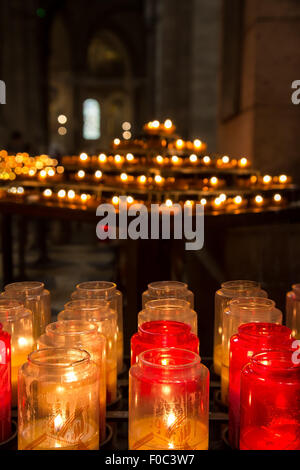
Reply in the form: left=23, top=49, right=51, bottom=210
left=0, top=0, right=300, bottom=452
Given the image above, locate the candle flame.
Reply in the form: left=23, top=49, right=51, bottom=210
left=54, top=414, right=63, bottom=432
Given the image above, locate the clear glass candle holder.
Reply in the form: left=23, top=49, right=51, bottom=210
left=4, top=281, right=51, bottom=343
left=0, top=300, right=33, bottom=407
left=60, top=299, right=118, bottom=405
left=221, top=297, right=282, bottom=405
left=240, top=350, right=300, bottom=450
left=37, top=320, right=106, bottom=443
left=129, top=348, right=209, bottom=450
left=0, top=324, right=11, bottom=442
left=142, top=281, right=194, bottom=308
left=213, top=280, right=267, bottom=375
left=72, top=281, right=123, bottom=373
left=138, top=299, right=197, bottom=334
left=286, top=284, right=300, bottom=339
left=131, top=320, right=199, bottom=365
left=18, top=348, right=99, bottom=450
left=229, top=322, right=292, bottom=449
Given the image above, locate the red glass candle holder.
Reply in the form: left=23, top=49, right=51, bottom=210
left=240, top=350, right=300, bottom=450
left=129, top=348, right=209, bottom=450
left=131, top=320, right=199, bottom=365
left=229, top=322, right=292, bottom=449
left=0, top=323, right=11, bottom=443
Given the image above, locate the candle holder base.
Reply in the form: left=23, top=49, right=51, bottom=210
left=215, top=389, right=228, bottom=411
left=0, top=420, right=18, bottom=450
left=107, top=389, right=122, bottom=410
left=100, top=424, right=113, bottom=449
left=222, top=426, right=233, bottom=450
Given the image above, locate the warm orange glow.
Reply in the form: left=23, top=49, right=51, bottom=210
left=210, top=176, right=218, bottom=186
left=112, top=196, right=119, bottom=205
left=98, top=153, right=107, bottom=163
left=57, top=189, right=66, bottom=199
left=255, top=195, right=263, bottom=205
left=164, top=119, right=173, bottom=129
left=279, top=174, right=288, bottom=184
left=126, top=153, right=134, bottom=161
left=203, top=156, right=211, bottom=165
left=274, top=193, right=282, bottom=202
left=263, top=175, right=272, bottom=184
left=77, top=170, right=85, bottom=179
left=120, top=173, right=128, bottom=182
left=234, top=195, right=242, bottom=205
left=67, top=190, right=75, bottom=200
left=239, top=157, right=248, bottom=167
left=189, top=154, right=198, bottom=163
left=95, top=170, right=102, bottom=179
left=79, top=153, right=88, bottom=162
left=193, top=139, right=202, bottom=149
left=43, top=189, right=52, bottom=197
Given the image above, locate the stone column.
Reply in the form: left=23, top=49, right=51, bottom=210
left=218, top=0, right=300, bottom=178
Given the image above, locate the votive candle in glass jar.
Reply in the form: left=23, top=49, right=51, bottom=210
left=286, top=284, right=300, bottom=339
left=4, top=281, right=51, bottom=342
left=0, top=300, right=33, bottom=406
left=72, top=282, right=123, bottom=373
left=37, top=320, right=106, bottom=443
left=0, top=324, right=11, bottom=442
left=240, top=350, right=300, bottom=450
left=142, top=281, right=194, bottom=308
left=213, top=280, right=267, bottom=375
left=131, top=320, right=199, bottom=365
left=129, top=348, right=209, bottom=450
left=60, top=299, right=118, bottom=405
left=18, top=348, right=99, bottom=450
left=139, top=299, right=197, bottom=334
left=221, top=297, right=282, bottom=405
left=229, top=322, right=292, bottom=449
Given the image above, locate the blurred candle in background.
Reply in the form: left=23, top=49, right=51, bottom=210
left=18, top=348, right=99, bottom=450
left=131, top=320, right=199, bottom=365
left=286, top=284, right=300, bottom=339
left=221, top=297, right=282, bottom=405
left=142, top=281, right=194, bottom=308
left=240, top=350, right=300, bottom=450
left=37, top=320, right=106, bottom=443
left=71, top=282, right=123, bottom=374
left=0, top=324, right=11, bottom=442
left=0, top=300, right=33, bottom=407
left=129, top=348, right=209, bottom=450
left=229, top=322, right=292, bottom=449
left=213, top=280, right=267, bottom=376
left=138, top=299, right=198, bottom=334
left=4, top=281, right=51, bottom=343
left=60, top=299, right=118, bottom=405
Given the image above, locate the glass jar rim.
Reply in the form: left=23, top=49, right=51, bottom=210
left=138, top=347, right=200, bottom=370
left=238, top=322, right=291, bottom=340
left=46, top=320, right=98, bottom=337
left=251, top=350, right=300, bottom=374
left=28, top=347, right=91, bottom=368
left=230, top=297, right=275, bottom=311
left=0, top=299, right=30, bottom=320
left=148, top=281, right=188, bottom=293
left=59, top=307, right=116, bottom=323
left=144, top=298, right=191, bottom=310
left=139, top=320, right=191, bottom=339
left=5, top=281, right=44, bottom=294
left=76, top=281, right=116, bottom=294
left=221, top=280, right=260, bottom=290
left=65, top=299, right=110, bottom=311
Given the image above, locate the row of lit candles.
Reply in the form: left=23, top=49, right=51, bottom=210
left=5, top=185, right=288, bottom=209
left=63, top=152, right=251, bottom=168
